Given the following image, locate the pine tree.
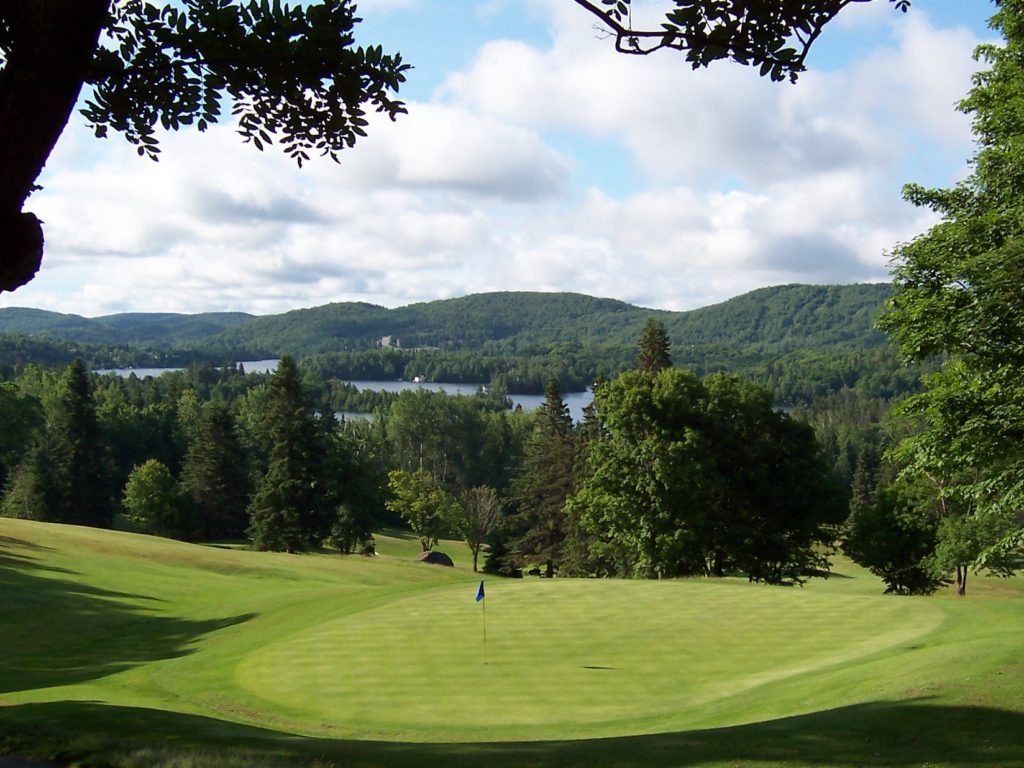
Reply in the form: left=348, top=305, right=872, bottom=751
left=637, top=318, right=672, bottom=375
left=848, top=446, right=881, bottom=518
left=45, top=359, right=111, bottom=527
left=508, top=378, right=575, bottom=577
left=560, top=377, right=606, bottom=576
left=247, top=356, right=333, bottom=552
left=181, top=402, right=251, bottom=541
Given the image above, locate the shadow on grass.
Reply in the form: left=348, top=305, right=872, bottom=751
left=1, top=699, right=1021, bottom=768
left=378, top=527, right=418, bottom=542
left=0, top=551, right=254, bottom=695
left=0, top=536, right=55, bottom=551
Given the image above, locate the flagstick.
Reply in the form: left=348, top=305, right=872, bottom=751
left=482, top=594, right=488, bottom=665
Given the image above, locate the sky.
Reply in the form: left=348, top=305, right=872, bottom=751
left=1, top=0, right=999, bottom=317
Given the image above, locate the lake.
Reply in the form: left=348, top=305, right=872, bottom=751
left=95, top=363, right=594, bottom=420
left=339, top=380, right=594, bottom=422
left=94, top=359, right=281, bottom=377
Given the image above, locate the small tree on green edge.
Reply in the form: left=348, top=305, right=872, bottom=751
left=452, top=486, right=502, bottom=572
left=123, top=458, right=189, bottom=539
left=385, top=468, right=458, bottom=552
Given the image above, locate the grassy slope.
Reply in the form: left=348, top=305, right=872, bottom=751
left=1, top=518, right=1022, bottom=768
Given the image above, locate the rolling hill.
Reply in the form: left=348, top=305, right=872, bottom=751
left=0, top=283, right=892, bottom=357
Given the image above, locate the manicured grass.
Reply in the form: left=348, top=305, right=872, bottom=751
left=1, top=518, right=1022, bottom=768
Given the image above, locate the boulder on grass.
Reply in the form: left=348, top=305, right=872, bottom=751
left=415, top=550, right=454, bottom=567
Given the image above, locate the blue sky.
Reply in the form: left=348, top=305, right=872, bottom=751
left=2, top=0, right=998, bottom=316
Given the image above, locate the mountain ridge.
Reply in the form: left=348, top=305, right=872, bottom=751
left=0, top=283, right=893, bottom=356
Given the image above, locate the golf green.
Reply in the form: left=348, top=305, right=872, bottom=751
left=235, top=579, right=943, bottom=740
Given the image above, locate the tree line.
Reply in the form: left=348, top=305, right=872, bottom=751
left=1, top=317, right=1018, bottom=593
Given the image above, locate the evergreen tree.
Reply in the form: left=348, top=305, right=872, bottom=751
left=174, top=388, right=204, bottom=453
left=561, top=377, right=606, bottom=576
left=637, top=317, right=672, bottom=375
left=326, top=423, right=386, bottom=555
left=247, top=356, right=333, bottom=552
left=181, top=402, right=251, bottom=541
left=45, top=359, right=111, bottom=527
left=849, top=447, right=882, bottom=518
left=507, top=378, right=575, bottom=577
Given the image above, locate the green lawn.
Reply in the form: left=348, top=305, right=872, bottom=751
left=1, top=517, right=1022, bottom=768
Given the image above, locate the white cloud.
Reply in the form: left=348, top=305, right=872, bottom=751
left=1, top=1, right=986, bottom=318
left=439, top=2, right=980, bottom=189
left=372, top=103, right=570, bottom=199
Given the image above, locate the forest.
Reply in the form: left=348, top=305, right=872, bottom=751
left=0, top=311, right=1009, bottom=594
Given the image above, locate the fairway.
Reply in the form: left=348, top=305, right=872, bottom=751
left=2, top=517, right=1023, bottom=768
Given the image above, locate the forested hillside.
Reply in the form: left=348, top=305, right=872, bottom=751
left=0, top=307, right=252, bottom=346
left=0, top=283, right=891, bottom=357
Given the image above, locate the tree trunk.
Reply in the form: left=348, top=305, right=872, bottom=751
left=0, top=1, right=109, bottom=292
left=472, top=547, right=478, bottom=573
left=956, top=565, right=967, bottom=596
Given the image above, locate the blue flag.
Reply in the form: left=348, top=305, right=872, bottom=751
left=476, top=580, right=485, bottom=602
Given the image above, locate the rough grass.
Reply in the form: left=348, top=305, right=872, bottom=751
left=1, top=517, right=1022, bottom=768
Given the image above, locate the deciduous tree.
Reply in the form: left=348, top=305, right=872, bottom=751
left=0, top=455, right=48, bottom=521
left=570, top=367, right=841, bottom=583
left=122, top=458, right=189, bottom=538
left=385, top=468, right=458, bottom=552
left=0, top=382, right=43, bottom=489
left=572, top=0, right=909, bottom=81
left=843, top=477, right=947, bottom=595
left=880, top=0, right=1024, bottom=563
left=0, top=0, right=408, bottom=292
left=453, top=486, right=503, bottom=572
